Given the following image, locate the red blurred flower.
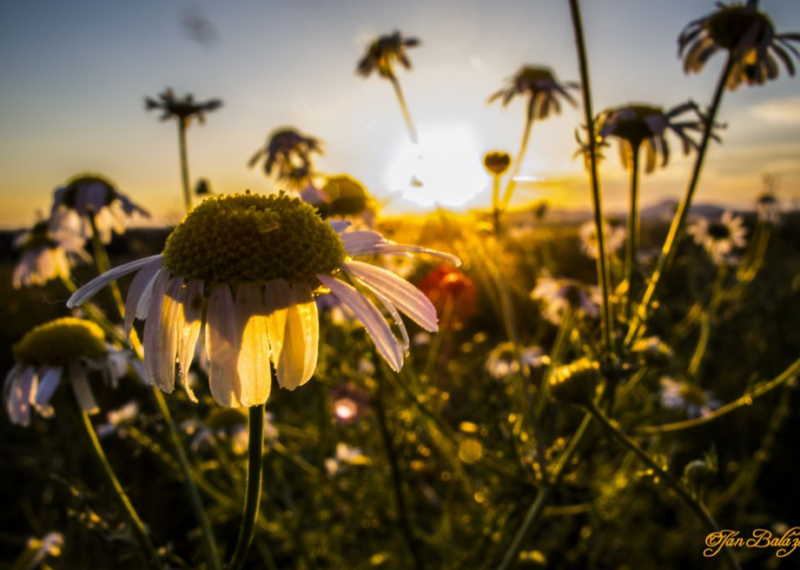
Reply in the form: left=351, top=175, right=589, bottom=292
left=418, top=265, right=477, bottom=329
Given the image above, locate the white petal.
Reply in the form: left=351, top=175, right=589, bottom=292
left=341, top=231, right=383, bottom=255
left=342, top=231, right=461, bottom=266
left=3, top=364, right=22, bottom=420
left=124, top=256, right=164, bottom=338
left=277, top=285, right=319, bottom=390
left=234, top=283, right=272, bottom=406
left=317, top=274, right=403, bottom=371
left=67, top=254, right=164, bottom=308
left=329, top=220, right=351, bottom=233
left=177, top=280, right=204, bottom=402
left=34, top=367, right=63, bottom=410
left=263, top=279, right=291, bottom=374
left=70, top=364, right=98, bottom=414
left=344, top=260, right=438, bottom=332
left=206, top=284, right=242, bottom=407
left=143, top=271, right=178, bottom=392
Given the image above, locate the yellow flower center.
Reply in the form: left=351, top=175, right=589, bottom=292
left=13, top=317, right=106, bottom=367
left=319, top=175, right=372, bottom=217
left=163, top=192, right=346, bottom=285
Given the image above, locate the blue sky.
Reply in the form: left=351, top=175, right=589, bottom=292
left=1, top=0, right=799, bottom=227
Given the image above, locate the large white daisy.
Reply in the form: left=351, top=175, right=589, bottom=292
left=67, top=192, right=459, bottom=409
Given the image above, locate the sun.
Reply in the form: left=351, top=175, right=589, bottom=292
left=384, top=124, right=489, bottom=209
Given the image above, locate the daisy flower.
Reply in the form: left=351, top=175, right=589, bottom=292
left=357, top=30, right=420, bottom=142
left=96, top=401, right=139, bottom=438
left=49, top=175, right=149, bottom=244
left=17, top=532, right=64, bottom=569
left=248, top=127, right=322, bottom=188
left=531, top=276, right=601, bottom=325
left=679, top=1, right=800, bottom=91
left=189, top=408, right=279, bottom=455
left=12, top=220, right=90, bottom=289
left=687, top=211, right=747, bottom=264
left=596, top=102, right=711, bottom=172
left=485, top=342, right=549, bottom=380
left=660, top=377, right=721, bottom=419
left=309, top=174, right=377, bottom=227
left=325, top=442, right=369, bottom=476
left=67, top=192, right=459, bottom=409
left=4, top=318, right=132, bottom=427
left=145, top=88, right=222, bottom=125
left=579, top=219, right=626, bottom=260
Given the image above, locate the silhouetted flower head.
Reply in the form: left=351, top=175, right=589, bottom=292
left=597, top=102, right=716, bottom=172
left=67, top=192, right=460, bottom=408
left=489, top=66, right=578, bottom=119
left=757, top=191, right=780, bottom=224
left=357, top=31, right=420, bottom=79
left=679, top=1, right=800, bottom=90
left=49, top=174, right=149, bottom=244
left=418, top=265, right=478, bottom=329
left=145, top=88, right=222, bottom=125
left=12, top=220, right=90, bottom=289
left=688, top=211, right=747, bottom=265
left=249, top=128, right=322, bottom=186
left=483, top=151, right=512, bottom=175
left=5, top=318, right=133, bottom=426
left=307, top=174, right=376, bottom=224
left=549, top=358, right=600, bottom=406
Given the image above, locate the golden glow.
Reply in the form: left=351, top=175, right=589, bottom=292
left=384, top=124, right=488, bottom=209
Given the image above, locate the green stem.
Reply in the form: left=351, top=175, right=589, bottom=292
left=88, top=214, right=126, bottom=319
left=77, top=408, right=162, bottom=570
left=178, top=118, right=192, bottom=213
left=389, top=75, right=418, bottom=144
left=625, top=55, right=734, bottom=346
left=637, top=354, right=800, bottom=435
left=228, top=404, right=265, bottom=570
left=568, top=0, right=613, bottom=358
left=375, top=379, right=425, bottom=570
left=584, top=402, right=740, bottom=570
left=500, top=105, right=535, bottom=212
left=492, top=174, right=502, bottom=235
left=624, top=144, right=641, bottom=322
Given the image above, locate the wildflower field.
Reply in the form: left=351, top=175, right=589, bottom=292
left=2, top=1, right=800, bottom=569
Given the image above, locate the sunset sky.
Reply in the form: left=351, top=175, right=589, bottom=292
left=1, top=0, right=799, bottom=228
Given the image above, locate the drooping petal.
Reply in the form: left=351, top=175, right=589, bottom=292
left=329, top=220, right=351, bottom=234
left=70, top=363, right=98, bottom=414
left=267, top=283, right=319, bottom=391
left=206, top=284, right=242, bottom=407
left=142, top=271, right=176, bottom=392
left=318, top=274, right=403, bottom=371
left=34, top=367, right=63, bottom=412
left=263, top=279, right=291, bottom=374
left=124, top=256, right=164, bottom=338
left=343, top=260, right=438, bottom=332
left=177, top=280, right=204, bottom=402
left=234, top=283, right=272, bottom=406
left=67, top=254, right=164, bottom=308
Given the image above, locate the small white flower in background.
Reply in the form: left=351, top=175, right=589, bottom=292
left=67, top=192, right=459, bottom=409
left=358, top=358, right=376, bottom=377
left=413, top=332, right=432, bottom=346
left=530, top=276, right=601, bottom=325
left=757, top=192, right=780, bottom=225
left=12, top=221, right=90, bottom=289
left=325, top=442, right=369, bottom=476
left=97, top=401, right=139, bottom=438
left=189, top=408, right=279, bottom=454
left=486, top=343, right=550, bottom=379
left=579, top=220, right=626, bottom=259
left=687, top=211, right=747, bottom=265
left=660, top=377, right=721, bottom=419
left=49, top=175, right=149, bottom=244
left=14, top=531, right=64, bottom=570
left=4, top=318, right=131, bottom=427
left=633, top=336, right=674, bottom=366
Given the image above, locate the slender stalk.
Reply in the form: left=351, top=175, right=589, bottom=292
left=389, top=75, right=418, bottom=144
left=584, top=402, right=741, bottom=570
left=228, top=404, right=266, bottom=570
left=626, top=55, right=734, bottom=346
left=77, top=408, right=162, bottom=570
left=178, top=118, right=192, bottom=213
left=624, top=144, right=641, bottom=322
left=568, top=0, right=613, bottom=358
left=88, top=214, right=125, bottom=318
left=492, top=173, right=502, bottom=235
left=637, top=354, right=800, bottom=435
left=375, top=379, right=425, bottom=570
left=500, top=101, right=535, bottom=212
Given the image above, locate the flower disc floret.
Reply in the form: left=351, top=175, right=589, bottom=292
left=13, top=318, right=106, bottom=367
left=163, top=192, right=346, bottom=285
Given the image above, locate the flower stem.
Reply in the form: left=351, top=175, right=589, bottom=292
left=492, top=173, right=502, bottom=235
left=500, top=107, right=535, bottom=212
left=625, top=55, right=734, bottom=346
left=88, top=213, right=126, bottom=319
left=624, top=144, right=641, bottom=322
left=375, top=378, right=425, bottom=570
left=77, top=407, right=162, bottom=570
left=228, top=403, right=265, bottom=570
left=568, top=0, right=613, bottom=358
left=584, top=401, right=741, bottom=570
left=178, top=118, right=193, bottom=213
left=389, top=75, right=418, bottom=144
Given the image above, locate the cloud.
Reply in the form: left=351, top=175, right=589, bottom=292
left=751, top=96, right=800, bottom=124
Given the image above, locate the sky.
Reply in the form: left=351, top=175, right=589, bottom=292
left=1, top=0, right=799, bottom=228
